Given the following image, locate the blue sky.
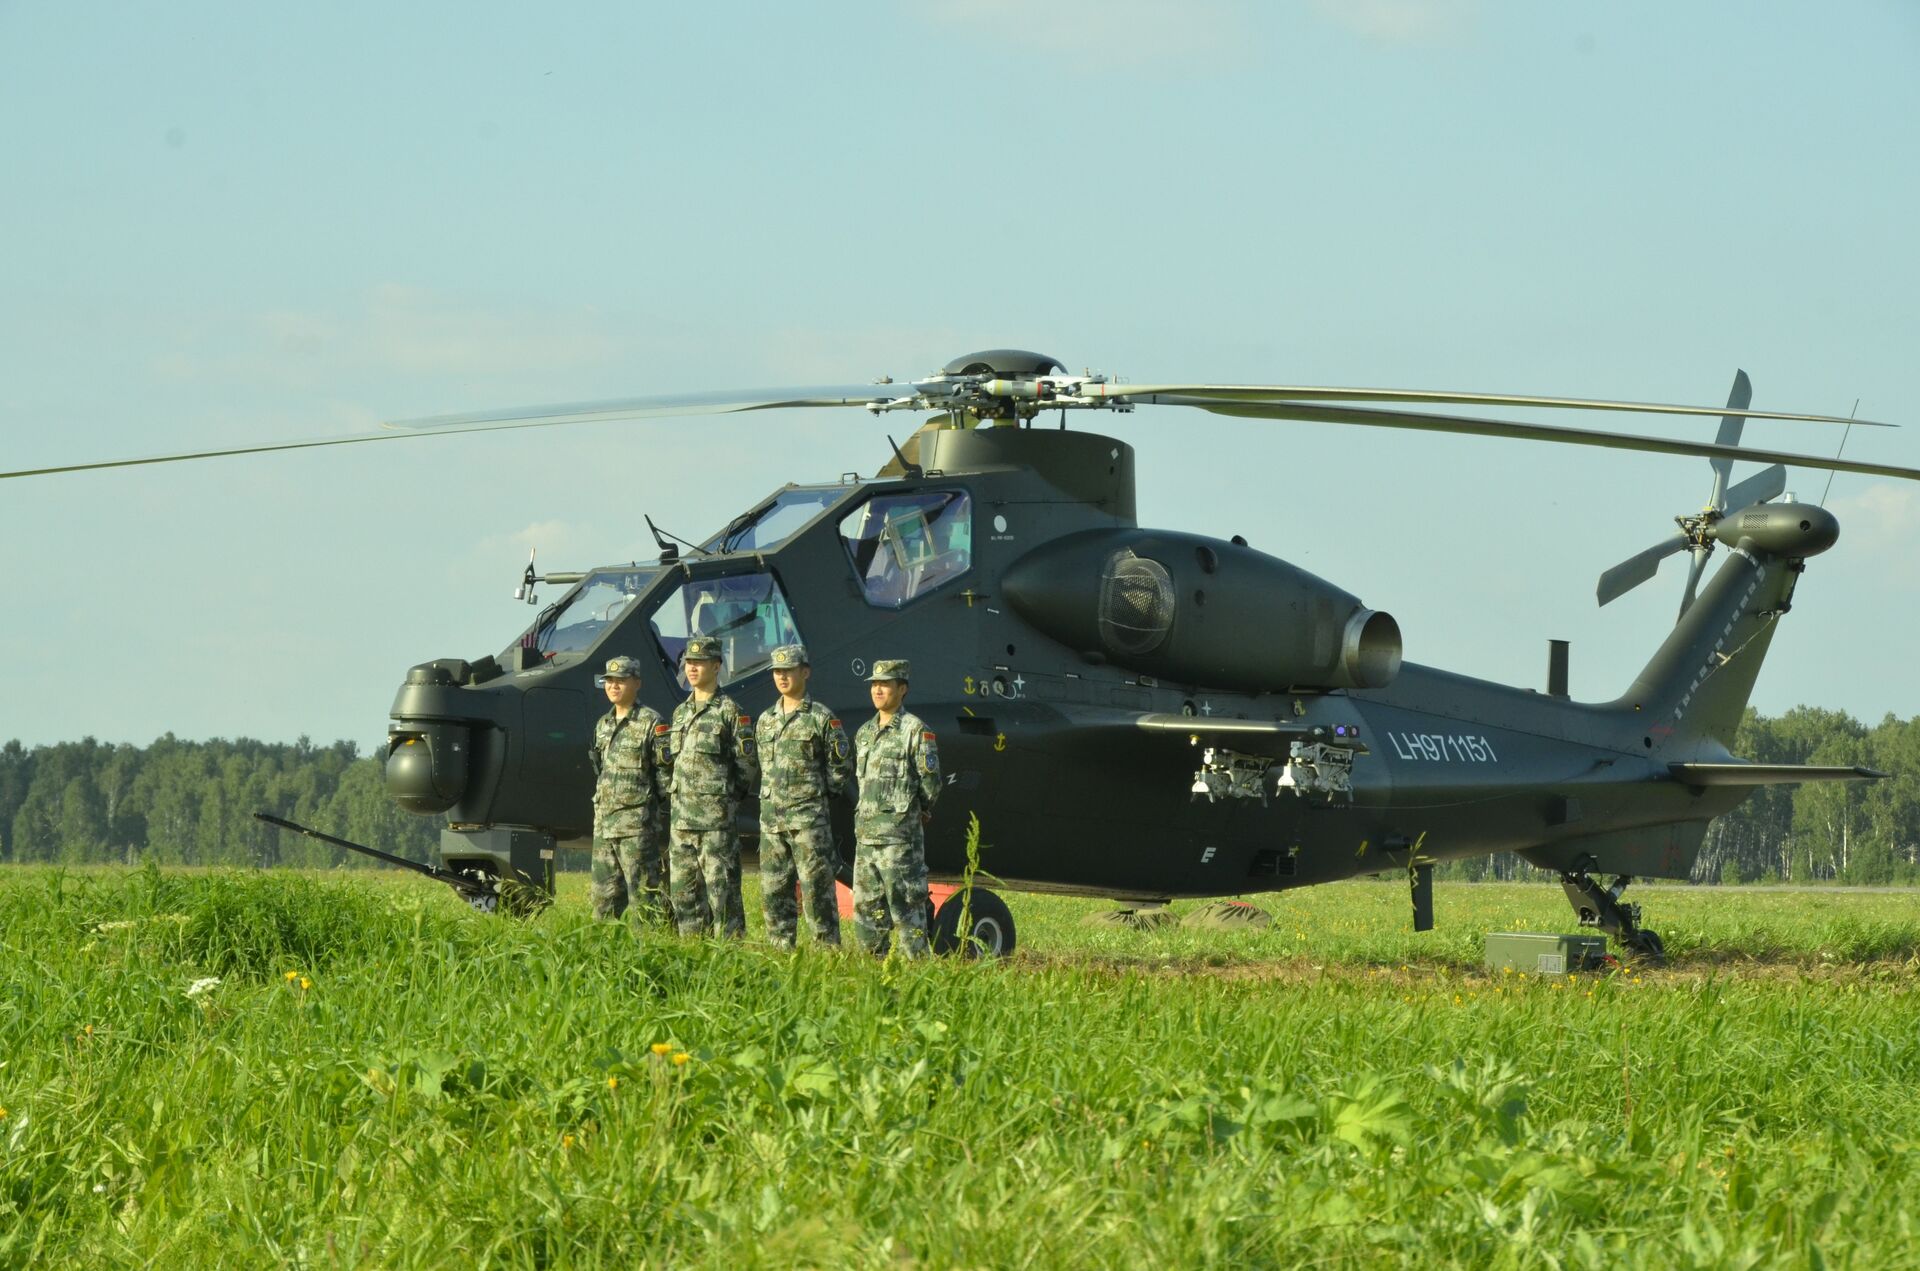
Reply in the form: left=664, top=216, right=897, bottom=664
left=3, top=1, right=1917, bottom=750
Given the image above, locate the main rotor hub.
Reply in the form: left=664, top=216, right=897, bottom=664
left=867, top=348, right=1135, bottom=422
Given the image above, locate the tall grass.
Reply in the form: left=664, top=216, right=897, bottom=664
left=2, top=866, right=1917, bottom=1268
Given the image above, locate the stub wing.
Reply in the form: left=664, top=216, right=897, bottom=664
left=1133, top=713, right=1311, bottom=739
left=1669, top=762, right=1889, bottom=787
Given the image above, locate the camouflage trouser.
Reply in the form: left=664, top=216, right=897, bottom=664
left=759, top=821, right=841, bottom=949
left=669, top=828, right=745, bottom=938
left=590, top=827, right=670, bottom=927
left=851, top=832, right=929, bottom=959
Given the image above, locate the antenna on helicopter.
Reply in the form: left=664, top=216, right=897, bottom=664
left=1819, top=399, right=1861, bottom=507
left=886, top=434, right=924, bottom=479
left=646, top=514, right=702, bottom=564
left=514, top=549, right=538, bottom=605
left=513, top=547, right=586, bottom=605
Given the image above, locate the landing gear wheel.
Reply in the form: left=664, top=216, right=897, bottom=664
left=497, top=877, right=552, bottom=918
left=1560, top=862, right=1666, bottom=966
left=1624, top=929, right=1666, bottom=964
left=930, top=888, right=1017, bottom=958
left=457, top=867, right=501, bottom=915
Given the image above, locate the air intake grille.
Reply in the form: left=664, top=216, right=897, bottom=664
left=1098, top=550, right=1175, bottom=656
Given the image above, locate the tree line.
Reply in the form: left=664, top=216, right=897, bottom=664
left=1440, top=706, right=1920, bottom=884
left=0, top=735, right=441, bottom=870
left=3, top=706, right=1917, bottom=882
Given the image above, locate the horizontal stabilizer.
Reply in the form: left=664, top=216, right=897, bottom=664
left=1669, top=762, right=1888, bottom=787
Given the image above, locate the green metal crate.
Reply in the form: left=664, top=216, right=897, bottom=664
left=1484, top=931, right=1607, bottom=975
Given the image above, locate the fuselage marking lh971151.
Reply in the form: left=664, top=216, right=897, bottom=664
left=1386, top=732, right=1500, bottom=763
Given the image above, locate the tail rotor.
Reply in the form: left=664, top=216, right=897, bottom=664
left=1596, top=371, right=1786, bottom=618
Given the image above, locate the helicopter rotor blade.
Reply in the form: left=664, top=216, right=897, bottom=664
left=1705, top=370, right=1754, bottom=510
left=0, top=384, right=899, bottom=481
left=0, top=429, right=448, bottom=481
left=382, top=384, right=902, bottom=431
left=6, top=376, right=1908, bottom=484
left=1597, top=533, right=1690, bottom=607
left=1122, top=381, right=1884, bottom=429
left=1183, top=399, right=1920, bottom=484
left=1675, top=372, right=1758, bottom=621
left=1720, top=463, right=1788, bottom=516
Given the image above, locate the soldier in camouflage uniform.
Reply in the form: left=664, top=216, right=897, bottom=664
left=756, top=644, right=851, bottom=950
left=589, top=655, right=671, bottom=926
left=667, top=635, right=759, bottom=938
left=852, top=659, right=942, bottom=958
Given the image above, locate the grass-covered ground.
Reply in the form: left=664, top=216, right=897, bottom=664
left=3, top=866, right=1918, bottom=1268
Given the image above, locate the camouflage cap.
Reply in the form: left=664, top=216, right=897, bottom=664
left=683, top=635, right=723, bottom=663
left=602, top=655, right=645, bottom=680
left=769, top=644, right=809, bottom=669
left=866, top=658, right=911, bottom=682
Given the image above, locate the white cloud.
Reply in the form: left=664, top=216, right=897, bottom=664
left=1831, top=482, right=1920, bottom=554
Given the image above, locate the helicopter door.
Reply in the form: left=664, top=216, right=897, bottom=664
left=839, top=490, right=973, bottom=609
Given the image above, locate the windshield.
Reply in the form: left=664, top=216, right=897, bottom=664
left=648, top=570, right=802, bottom=688
left=519, top=567, right=659, bottom=660
left=702, top=486, right=846, bottom=553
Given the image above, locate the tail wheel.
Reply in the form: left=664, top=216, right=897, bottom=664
left=930, top=888, right=1017, bottom=958
left=1624, top=929, right=1666, bottom=965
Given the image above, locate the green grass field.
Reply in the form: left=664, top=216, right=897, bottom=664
left=3, top=866, right=1918, bottom=1268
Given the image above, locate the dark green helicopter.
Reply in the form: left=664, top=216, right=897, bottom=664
left=14, top=350, right=1917, bottom=958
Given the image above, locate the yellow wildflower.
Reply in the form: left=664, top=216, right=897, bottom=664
left=650, top=1042, right=672, bottom=1057
left=562, top=1133, right=575, bottom=1149
left=607, top=1075, right=620, bottom=1091
left=300, top=977, right=312, bottom=991
left=671, top=1052, right=691, bottom=1066
left=0, top=1107, right=8, bottom=1120
left=284, top=971, right=299, bottom=983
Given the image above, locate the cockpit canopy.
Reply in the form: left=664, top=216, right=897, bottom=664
left=515, top=566, right=658, bottom=663
left=504, top=479, right=975, bottom=685
left=701, top=485, right=846, bottom=554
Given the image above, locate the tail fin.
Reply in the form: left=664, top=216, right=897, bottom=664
left=1607, top=544, right=1799, bottom=751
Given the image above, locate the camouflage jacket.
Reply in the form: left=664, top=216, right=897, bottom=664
left=755, top=697, right=851, bottom=831
left=854, top=710, right=940, bottom=843
left=669, top=692, right=759, bottom=831
left=591, top=704, right=667, bottom=836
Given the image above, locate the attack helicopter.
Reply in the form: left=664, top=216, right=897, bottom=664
left=12, top=350, right=1917, bottom=959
